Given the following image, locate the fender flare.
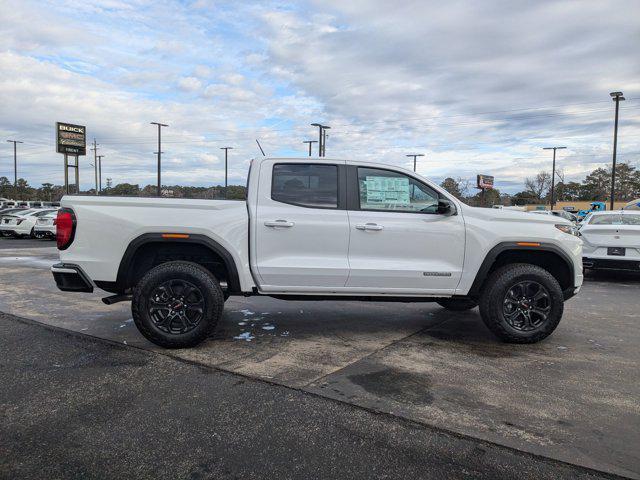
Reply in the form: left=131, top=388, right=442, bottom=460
left=111, top=233, right=242, bottom=293
left=467, top=242, right=575, bottom=297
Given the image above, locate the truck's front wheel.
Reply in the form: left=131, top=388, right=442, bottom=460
left=479, top=263, right=564, bottom=343
left=132, top=261, right=224, bottom=348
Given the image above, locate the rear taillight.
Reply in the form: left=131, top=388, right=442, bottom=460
left=56, top=208, right=76, bottom=250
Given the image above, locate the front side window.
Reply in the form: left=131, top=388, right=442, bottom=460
left=357, top=167, right=439, bottom=213
left=272, top=163, right=338, bottom=208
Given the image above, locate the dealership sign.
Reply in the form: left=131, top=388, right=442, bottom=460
left=477, top=174, right=494, bottom=190
left=56, top=122, right=86, bottom=156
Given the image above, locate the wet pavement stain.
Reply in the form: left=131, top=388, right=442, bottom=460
left=348, top=368, right=434, bottom=405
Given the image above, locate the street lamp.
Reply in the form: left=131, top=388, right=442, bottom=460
left=310, top=123, right=330, bottom=157
left=406, top=153, right=424, bottom=172
left=150, top=122, right=168, bottom=196
left=302, top=140, right=318, bottom=157
left=542, top=146, right=566, bottom=210
left=97, top=155, right=104, bottom=193
left=6, top=140, right=23, bottom=198
left=609, top=91, right=625, bottom=210
left=220, top=147, right=233, bottom=199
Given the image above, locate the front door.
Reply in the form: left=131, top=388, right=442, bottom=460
left=346, top=166, right=465, bottom=294
left=254, top=160, right=350, bottom=291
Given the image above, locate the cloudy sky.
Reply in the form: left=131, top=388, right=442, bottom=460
left=1, top=0, right=639, bottom=193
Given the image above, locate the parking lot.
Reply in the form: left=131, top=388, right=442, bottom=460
left=0, top=238, right=638, bottom=478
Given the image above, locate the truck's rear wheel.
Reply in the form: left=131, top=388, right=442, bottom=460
left=436, top=298, right=478, bottom=311
left=479, top=263, right=564, bottom=344
left=132, top=261, right=224, bottom=348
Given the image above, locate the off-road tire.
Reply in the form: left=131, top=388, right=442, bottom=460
left=132, top=261, right=224, bottom=348
left=436, top=298, right=478, bottom=311
left=479, top=263, right=564, bottom=344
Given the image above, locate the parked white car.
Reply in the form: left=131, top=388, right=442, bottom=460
left=0, top=209, right=57, bottom=238
left=33, top=211, right=58, bottom=239
left=580, top=211, right=640, bottom=271
left=53, top=157, right=583, bottom=349
left=530, top=209, right=578, bottom=225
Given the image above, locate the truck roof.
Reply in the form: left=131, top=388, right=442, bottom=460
left=256, top=156, right=421, bottom=176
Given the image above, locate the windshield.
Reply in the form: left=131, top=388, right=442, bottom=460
left=589, top=214, right=640, bottom=225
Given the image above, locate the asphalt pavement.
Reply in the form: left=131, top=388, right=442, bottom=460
left=0, top=237, right=53, bottom=249
left=0, top=313, right=617, bottom=480
left=1, top=238, right=639, bottom=478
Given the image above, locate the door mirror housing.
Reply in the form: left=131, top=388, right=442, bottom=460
left=437, top=198, right=456, bottom=216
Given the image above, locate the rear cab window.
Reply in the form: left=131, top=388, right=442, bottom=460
left=271, top=163, right=338, bottom=209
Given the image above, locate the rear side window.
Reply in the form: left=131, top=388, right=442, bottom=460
left=272, top=164, right=338, bottom=208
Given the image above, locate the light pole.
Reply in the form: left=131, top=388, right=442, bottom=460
left=220, top=147, right=233, bottom=199
left=609, top=91, right=625, bottom=210
left=303, top=140, right=318, bottom=157
left=542, top=146, right=566, bottom=210
left=311, top=123, right=330, bottom=157
left=406, top=153, right=424, bottom=172
left=6, top=140, right=22, bottom=198
left=321, top=126, right=330, bottom=156
left=97, top=155, right=104, bottom=193
left=151, top=122, right=168, bottom=196
left=90, top=139, right=99, bottom=195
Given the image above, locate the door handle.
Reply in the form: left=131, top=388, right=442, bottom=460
left=264, top=220, right=295, bottom=228
left=355, top=223, right=383, bottom=231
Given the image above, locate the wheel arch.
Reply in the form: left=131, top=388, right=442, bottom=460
left=468, top=242, right=575, bottom=298
left=101, top=233, right=241, bottom=294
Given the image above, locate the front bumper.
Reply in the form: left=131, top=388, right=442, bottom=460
left=51, top=263, right=94, bottom=292
left=583, top=257, right=640, bottom=271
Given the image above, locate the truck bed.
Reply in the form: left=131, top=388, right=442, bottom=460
left=58, top=196, right=253, bottom=290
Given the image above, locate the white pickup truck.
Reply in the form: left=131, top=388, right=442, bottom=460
left=52, top=157, right=583, bottom=348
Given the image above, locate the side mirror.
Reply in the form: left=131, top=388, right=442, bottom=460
left=437, top=198, right=456, bottom=216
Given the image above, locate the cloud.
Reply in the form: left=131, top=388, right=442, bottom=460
left=177, top=76, right=202, bottom=92
left=0, top=0, right=639, bottom=194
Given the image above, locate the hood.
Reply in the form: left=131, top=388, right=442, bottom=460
left=459, top=204, right=571, bottom=225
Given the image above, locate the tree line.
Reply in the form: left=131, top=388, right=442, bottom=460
left=0, top=176, right=247, bottom=201
left=2, top=162, right=639, bottom=206
left=440, top=162, right=640, bottom=206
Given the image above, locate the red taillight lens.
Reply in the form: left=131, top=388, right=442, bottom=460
left=56, top=209, right=76, bottom=250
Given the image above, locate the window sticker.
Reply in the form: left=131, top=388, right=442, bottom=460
left=364, top=176, right=410, bottom=206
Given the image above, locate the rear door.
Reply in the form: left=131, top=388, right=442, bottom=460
left=254, top=160, right=350, bottom=291
left=345, top=165, right=466, bottom=294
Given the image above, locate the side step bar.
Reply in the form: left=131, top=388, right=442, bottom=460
left=102, top=294, right=132, bottom=305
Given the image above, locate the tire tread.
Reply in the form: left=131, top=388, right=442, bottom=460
left=132, top=261, right=224, bottom=348
left=479, top=263, right=564, bottom=344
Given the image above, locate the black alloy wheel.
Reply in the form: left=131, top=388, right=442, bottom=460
left=148, top=279, right=205, bottom=335
left=502, top=281, right=551, bottom=331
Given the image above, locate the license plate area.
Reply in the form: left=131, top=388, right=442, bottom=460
left=608, top=247, right=626, bottom=256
